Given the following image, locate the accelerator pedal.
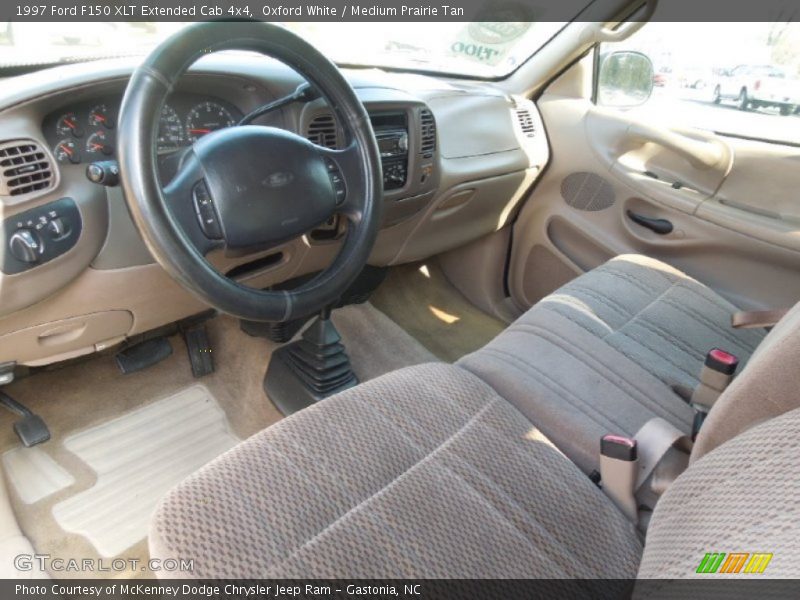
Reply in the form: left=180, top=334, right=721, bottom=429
left=182, top=325, right=215, bottom=378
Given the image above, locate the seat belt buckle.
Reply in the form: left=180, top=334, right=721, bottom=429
left=691, top=348, right=739, bottom=414
left=599, top=434, right=639, bottom=522
left=601, top=434, right=637, bottom=461
left=705, top=348, right=739, bottom=375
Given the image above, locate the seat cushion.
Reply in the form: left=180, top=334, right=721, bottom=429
left=638, top=405, right=800, bottom=579
left=536, top=255, right=765, bottom=393
left=149, top=363, right=642, bottom=579
left=459, top=254, right=764, bottom=473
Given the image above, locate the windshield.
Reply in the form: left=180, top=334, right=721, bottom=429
left=0, top=21, right=571, bottom=78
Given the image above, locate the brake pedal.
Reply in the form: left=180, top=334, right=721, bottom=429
left=0, top=391, right=50, bottom=447
left=115, top=337, right=173, bottom=374
left=183, top=325, right=214, bottom=378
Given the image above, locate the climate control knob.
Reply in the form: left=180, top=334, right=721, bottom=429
left=9, top=229, right=43, bottom=263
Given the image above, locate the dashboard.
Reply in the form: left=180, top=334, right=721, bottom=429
left=0, top=55, right=549, bottom=367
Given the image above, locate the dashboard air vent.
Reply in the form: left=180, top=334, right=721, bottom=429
left=306, top=114, right=339, bottom=149
left=0, top=140, right=54, bottom=197
left=419, top=109, right=436, bottom=158
left=515, top=107, right=536, bottom=137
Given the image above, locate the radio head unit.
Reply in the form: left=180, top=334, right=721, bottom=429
left=375, top=129, right=409, bottom=158
left=370, top=112, right=409, bottom=191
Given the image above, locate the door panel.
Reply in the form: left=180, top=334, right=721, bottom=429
left=586, top=109, right=732, bottom=210
left=509, top=56, right=800, bottom=312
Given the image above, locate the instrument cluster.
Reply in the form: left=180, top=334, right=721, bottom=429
left=43, top=93, right=243, bottom=166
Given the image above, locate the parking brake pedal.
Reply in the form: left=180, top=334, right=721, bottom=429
left=182, top=325, right=214, bottom=378
left=0, top=391, right=50, bottom=447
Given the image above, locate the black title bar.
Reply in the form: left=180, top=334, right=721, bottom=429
left=5, top=0, right=800, bottom=22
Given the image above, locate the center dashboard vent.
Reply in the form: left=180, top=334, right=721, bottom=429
left=419, top=109, right=437, bottom=158
left=515, top=107, right=536, bottom=137
left=306, top=114, right=339, bottom=149
left=0, top=140, right=54, bottom=197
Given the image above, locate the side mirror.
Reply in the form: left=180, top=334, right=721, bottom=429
left=597, top=51, right=654, bottom=108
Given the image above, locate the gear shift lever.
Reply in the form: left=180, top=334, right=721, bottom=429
left=264, top=306, right=358, bottom=415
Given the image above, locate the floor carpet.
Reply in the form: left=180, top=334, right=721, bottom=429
left=371, top=262, right=507, bottom=362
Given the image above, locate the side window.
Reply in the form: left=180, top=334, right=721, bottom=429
left=596, top=22, right=800, bottom=145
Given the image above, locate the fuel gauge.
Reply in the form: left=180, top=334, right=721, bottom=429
left=86, top=130, right=113, bottom=156
left=54, top=139, right=80, bottom=164
left=88, top=104, right=114, bottom=129
left=56, top=113, right=84, bottom=138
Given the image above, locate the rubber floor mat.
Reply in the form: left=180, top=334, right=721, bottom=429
left=3, top=446, right=74, bottom=504
left=52, top=385, right=239, bottom=557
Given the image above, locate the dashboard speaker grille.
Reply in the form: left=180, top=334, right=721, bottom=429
left=515, top=107, right=536, bottom=137
left=306, top=114, right=339, bottom=149
left=0, top=140, right=54, bottom=197
left=419, top=109, right=436, bottom=158
left=560, top=172, right=615, bottom=211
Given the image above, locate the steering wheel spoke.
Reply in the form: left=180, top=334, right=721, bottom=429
left=162, top=152, right=224, bottom=256
left=318, top=141, right=368, bottom=223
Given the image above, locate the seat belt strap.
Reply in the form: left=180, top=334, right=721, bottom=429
left=633, top=417, right=692, bottom=491
left=599, top=420, right=692, bottom=523
left=732, top=308, right=789, bottom=329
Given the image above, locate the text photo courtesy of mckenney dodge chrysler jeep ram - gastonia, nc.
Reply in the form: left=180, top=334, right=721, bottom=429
left=0, top=0, right=798, bottom=595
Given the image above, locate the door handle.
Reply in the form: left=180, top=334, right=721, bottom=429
left=627, top=210, right=674, bottom=235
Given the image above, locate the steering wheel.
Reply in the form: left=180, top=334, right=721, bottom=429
left=118, top=22, right=383, bottom=322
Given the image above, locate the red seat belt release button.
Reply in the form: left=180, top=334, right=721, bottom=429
left=705, top=348, right=739, bottom=375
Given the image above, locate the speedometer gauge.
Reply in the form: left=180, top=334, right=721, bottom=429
left=157, top=104, right=185, bottom=153
left=185, top=102, right=236, bottom=142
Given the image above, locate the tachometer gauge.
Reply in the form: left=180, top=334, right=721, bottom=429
left=56, top=113, right=84, bottom=138
left=88, top=104, right=114, bottom=129
left=157, top=104, right=185, bottom=153
left=185, top=101, right=236, bottom=143
left=54, top=139, right=80, bottom=164
left=86, top=130, right=113, bottom=156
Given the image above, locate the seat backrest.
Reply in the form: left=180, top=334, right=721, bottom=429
left=690, top=301, right=800, bottom=463
left=638, top=405, right=800, bottom=579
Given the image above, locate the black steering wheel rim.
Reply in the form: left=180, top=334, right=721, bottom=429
left=118, top=21, right=383, bottom=322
